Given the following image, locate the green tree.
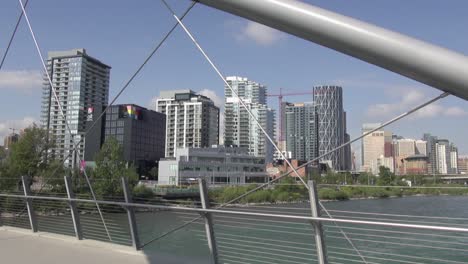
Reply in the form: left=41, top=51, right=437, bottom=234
left=8, top=125, right=53, bottom=178
left=377, top=166, right=395, bottom=186
left=149, top=166, right=158, bottom=180
left=93, top=137, right=138, bottom=197
left=0, top=146, right=6, bottom=161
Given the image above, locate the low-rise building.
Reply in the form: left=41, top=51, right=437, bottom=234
left=458, top=156, right=468, bottom=174
left=158, top=146, right=268, bottom=186
left=370, top=155, right=394, bottom=174
left=267, top=159, right=308, bottom=178
left=403, top=155, right=428, bottom=175
left=104, top=104, right=166, bottom=175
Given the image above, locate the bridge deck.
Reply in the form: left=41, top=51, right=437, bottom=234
left=0, top=227, right=199, bottom=264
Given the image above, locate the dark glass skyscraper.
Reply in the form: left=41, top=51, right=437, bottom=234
left=313, top=85, right=348, bottom=170
left=104, top=104, right=166, bottom=174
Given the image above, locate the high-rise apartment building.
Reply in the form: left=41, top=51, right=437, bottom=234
left=104, top=104, right=166, bottom=174
left=313, top=86, right=349, bottom=170
left=156, top=90, right=219, bottom=158
left=393, top=138, right=416, bottom=175
left=423, top=133, right=438, bottom=174
left=449, top=144, right=458, bottom=174
left=370, top=155, right=395, bottom=174
left=41, top=49, right=110, bottom=168
left=361, top=123, right=393, bottom=174
left=224, top=76, right=275, bottom=163
left=284, top=102, right=318, bottom=161
left=434, top=140, right=460, bottom=175
left=394, top=139, right=416, bottom=157
left=436, top=141, right=448, bottom=174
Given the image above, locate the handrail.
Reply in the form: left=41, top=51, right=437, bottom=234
left=1, top=192, right=468, bottom=234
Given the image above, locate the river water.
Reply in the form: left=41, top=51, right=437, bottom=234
left=20, top=195, right=468, bottom=263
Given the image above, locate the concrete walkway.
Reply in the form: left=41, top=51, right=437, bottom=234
left=0, top=228, right=206, bottom=264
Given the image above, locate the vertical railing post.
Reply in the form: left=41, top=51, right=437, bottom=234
left=122, top=177, right=140, bottom=250
left=64, top=176, right=83, bottom=240
left=308, top=180, right=328, bottom=264
left=198, top=178, right=219, bottom=264
left=21, top=176, right=38, bottom=232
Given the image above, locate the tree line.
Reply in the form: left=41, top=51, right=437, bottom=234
left=0, top=125, right=142, bottom=198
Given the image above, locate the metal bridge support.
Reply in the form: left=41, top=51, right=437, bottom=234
left=308, top=180, right=328, bottom=264
left=21, top=176, right=37, bottom=232
left=197, top=0, right=468, bottom=101
left=198, top=178, right=219, bottom=264
left=64, top=176, right=83, bottom=240
left=122, top=177, right=140, bottom=250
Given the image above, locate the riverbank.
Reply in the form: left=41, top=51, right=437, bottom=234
left=209, top=184, right=468, bottom=204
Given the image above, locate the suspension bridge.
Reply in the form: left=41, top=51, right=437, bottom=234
left=1, top=0, right=468, bottom=263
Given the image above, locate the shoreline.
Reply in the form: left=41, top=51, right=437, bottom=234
left=215, top=193, right=468, bottom=207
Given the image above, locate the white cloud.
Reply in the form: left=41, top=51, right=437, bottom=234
left=147, top=96, right=159, bottom=111
left=198, top=89, right=223, bottom=108
left=445, top=106, right=468, bottom=117
left=0, top=70, right=42, bottom=93
left=238, top=21, right=285, bottom=46
left=366, top=89, right=468, bottom=119
left=0, top=117, right=36, bottom=144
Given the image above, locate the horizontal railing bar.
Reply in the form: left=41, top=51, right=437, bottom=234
left=329, top=250, right=424, bottom=264
left=326, top=209, right=468, bottom=221
left=324, top=225, right=468, bottom=240
left=328, top=245, right=468, bottom=264
left=318, top=184, right=468, bottom=189
left=197, top=233, right=315, bottom=253
left=2, top=193, right=468, bottom=233
left=326, top=235, right=468, bottom=252
left=325, top=229, right=468, bottom=246
left=198, top=229, right=315, bottom=247
left=214, top=204, right=311, bottom=211
left=217, top=244, right=317, bottom=262
left=219, top=254, right=274, bottom=264
left=328, top=255, right=381, bottom=264
left=219, top=257, right=253, bottom=264
left=327, top=214, right=468, bottom=227
left=218, top=247, right=310, bottom=264
left=212, top=214, right=312, bottom=226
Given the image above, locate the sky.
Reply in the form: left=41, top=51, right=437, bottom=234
left=0, top=0, right=467, bottom=165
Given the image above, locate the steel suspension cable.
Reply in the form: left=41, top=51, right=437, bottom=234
left=0, top=0, right=29, bottom=70
left=141, top=0, right=451, bottom=250
left=15, top=0, right=197, bottom=242
left=17, top=0, right=112, bottom=241
left=159, top=0, right=305, bottom=183
left=40, top=1, right=197, bottom=190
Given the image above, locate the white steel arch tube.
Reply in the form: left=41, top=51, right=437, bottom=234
left=197, top=0, right=468, bottom=100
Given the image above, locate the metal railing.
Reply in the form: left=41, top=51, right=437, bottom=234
left=2, top=176, right=468, bottom=264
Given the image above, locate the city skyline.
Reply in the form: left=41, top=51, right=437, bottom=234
left=1, top=0, right=467, bottom=162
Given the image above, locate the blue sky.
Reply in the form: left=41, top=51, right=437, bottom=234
left=1, top=0, right=467, bottom=162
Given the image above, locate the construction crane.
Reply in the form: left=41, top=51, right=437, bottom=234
left=266, top=88, right=315, bottom=143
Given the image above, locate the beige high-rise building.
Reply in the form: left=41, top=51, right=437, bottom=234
left=415, top=140, right=427, bottom=155
left=361, top=123, right=392, bottom=173
left=394, top=139, right=417, bottom=175
left=370, top=155, right=394, bottom=174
